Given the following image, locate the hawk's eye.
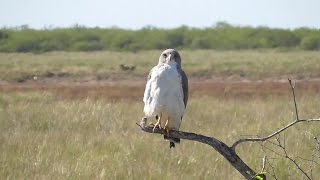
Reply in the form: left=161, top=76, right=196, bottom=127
left=163, top=54, right=167, bottom=58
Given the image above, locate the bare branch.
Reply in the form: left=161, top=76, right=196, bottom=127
left=231, top=119, right=312, bottom=150
left=136, top=123, right=257, bottom=179
left=260, top=140, right=285, bottom=158
left=296, top=157, right=320, bottom=167
left=261, top=155, right=267, bottom=172
left=288, top=79, right=299, bottom=120
left=315, top=137, right=320, bottom=148
left=275, top=136, right=312, bottom=180
left=300, top=118, right=320, bottom=122
left=231, top=79, right=320, bottom=150
left=258, top=153, right=279, bottom=180
left=265, top=158, right=279, bottom=180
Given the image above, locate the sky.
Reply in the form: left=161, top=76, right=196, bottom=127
left=1, top=0, right=320, bottom=29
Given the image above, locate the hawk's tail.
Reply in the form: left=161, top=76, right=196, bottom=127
left=164, top=135, right=180, bottom=148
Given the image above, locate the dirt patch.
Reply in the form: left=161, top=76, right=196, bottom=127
left=1, top=77, right=320, bottom=100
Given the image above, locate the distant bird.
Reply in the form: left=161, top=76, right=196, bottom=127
left=143, top=49, right=188, bottom=148
left=119, top=64, right=136, bottom=71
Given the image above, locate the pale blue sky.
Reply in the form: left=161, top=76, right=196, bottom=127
left=1, top=0, right=320, bottom=29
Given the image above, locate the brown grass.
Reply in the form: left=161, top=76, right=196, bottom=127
left=0, top=89, right=319, bottom=179
left=1, top=50, right=320, bottom=179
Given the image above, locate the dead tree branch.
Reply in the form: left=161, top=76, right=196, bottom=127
left=136, top=122, right=257, bottom=179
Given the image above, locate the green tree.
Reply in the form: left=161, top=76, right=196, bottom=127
left=300, top=35, right=320, bottom=50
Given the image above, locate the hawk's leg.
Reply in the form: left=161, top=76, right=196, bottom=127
left=164, top=118, right=170, bottom=136
left=140, top=117, right=147, bottom=127
left=149, top=115, right=158, bottom=125
left=152, top=113, right=162, bottom=132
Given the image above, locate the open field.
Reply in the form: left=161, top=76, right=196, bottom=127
left=0, top=91, right=319, bottom=179
left=0, top=50, right=320, bottom=179
left=1, top=50, right=320, bottom=82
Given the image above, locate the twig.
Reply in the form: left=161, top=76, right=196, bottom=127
left=311, top=136, right=320, bottom=179
left=314, top=137, right=320, bottom=150
left=260, top=146, right=279, bottom=180
left=266, top=158, right=279, bottom=180
left=231, top=79, right=320, bottom=151
left=136, top=123, right=257, bottom=179
left=231, top=118, right=320, bottom=150
left=260, top=140, right=285, bottom=158
left=288, top=79, right=299, bottom=120
left=261, top=155, right=267, bottom=172
left=275, top=136, right=312, bottom=180
left=296, top=156, right=320, bottom=167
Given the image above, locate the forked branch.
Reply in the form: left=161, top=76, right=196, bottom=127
left=231, top=79, right=320, bottom=151
left=231, top=118, right=320, bottom=151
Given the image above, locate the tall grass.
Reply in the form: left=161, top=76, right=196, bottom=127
left=0, top=92, right=319, bottom=179
left=1, top=50, right=320, bottom=81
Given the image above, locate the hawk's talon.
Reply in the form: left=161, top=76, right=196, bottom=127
left=152, top=113, right=162, bottom=132
left=152, top=125, right=161, bottom=132
left=140, top=117, right=147, bottom=127
left=152, top=121, right=162, bottom=132
left=164, top=119, right=170, bottom=136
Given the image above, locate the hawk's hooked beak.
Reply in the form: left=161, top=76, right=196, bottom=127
left=168, top=53, right=174, bottom=62
left=167, top=54, right=171, bottom=61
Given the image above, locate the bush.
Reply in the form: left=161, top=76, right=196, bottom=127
left=0, top=30, right=9, bottom=41
left=300, top=35, right=320, bottom=50
left=1, top=23, right=320, bottom=52
left=72, top=41, right=103, bottom=51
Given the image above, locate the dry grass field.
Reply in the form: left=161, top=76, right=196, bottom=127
left=1, top=49, right=320, bottom=82
left=0, top=50, right=320, bottom=179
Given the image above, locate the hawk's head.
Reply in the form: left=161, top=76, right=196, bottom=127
left=158, top=49, right=181, bottom=66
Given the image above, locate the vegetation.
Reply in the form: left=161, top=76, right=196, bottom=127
left=1, top=22, right=320, bottom=52
left=1, top=50, right=320, bottom=82
left=0, top=49, right=319, bottom=179
left=0, top=90, right=319, bottom=179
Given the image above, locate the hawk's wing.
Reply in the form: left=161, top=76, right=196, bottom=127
left=179, top=69, right=188, bottom=108
left=143, top=66, right=156, bottom=104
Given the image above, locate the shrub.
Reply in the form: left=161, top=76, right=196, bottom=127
left=72, top=41, right=103, bottom=51
left=300, top=35, right=320, bottom=50
left=1, top=23, right=320, bottom=52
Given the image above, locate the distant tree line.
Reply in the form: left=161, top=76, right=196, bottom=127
left=0, top=22, right=319, bottom=52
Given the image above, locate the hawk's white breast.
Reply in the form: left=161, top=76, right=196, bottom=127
left=143, top=62, right=185, bottom=126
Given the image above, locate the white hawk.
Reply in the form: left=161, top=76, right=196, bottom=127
left=143, top=49, right=188, bottom=148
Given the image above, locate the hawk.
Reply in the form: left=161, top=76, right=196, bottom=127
left=143, top=49, right=188, bottom=148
